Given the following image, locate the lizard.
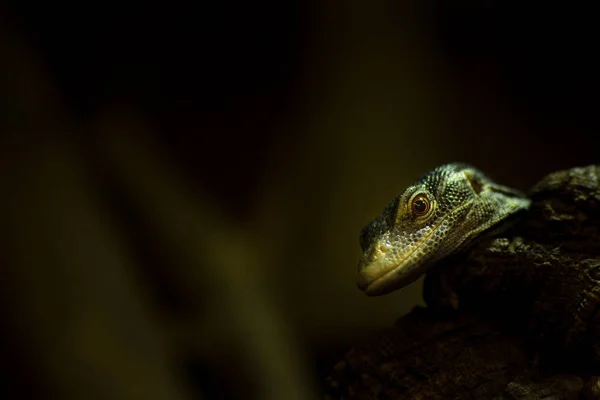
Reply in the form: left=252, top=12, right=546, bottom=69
left=357, top=162, right=531, bottom=297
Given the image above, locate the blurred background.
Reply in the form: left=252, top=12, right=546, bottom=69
left=1, top=1, right=599, bottom=399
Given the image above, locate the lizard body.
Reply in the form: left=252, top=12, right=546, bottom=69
left=357, top=163, right=531, bottom=296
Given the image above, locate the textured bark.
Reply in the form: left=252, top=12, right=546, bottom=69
left=324, top=307, right=583, bottom=399
left=428, top=166, right=600, bottom=367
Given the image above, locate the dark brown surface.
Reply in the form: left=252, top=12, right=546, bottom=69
left=326, top=307, right=529, bottom=399
left=325, top=307, right=585, bottom=400
left=430, top=166, right=600, bottom=367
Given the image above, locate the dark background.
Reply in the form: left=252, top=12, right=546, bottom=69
left=1, top=1, right=599, bottom=399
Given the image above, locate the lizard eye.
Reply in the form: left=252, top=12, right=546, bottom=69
left=411, top=194, right=430, bottom=216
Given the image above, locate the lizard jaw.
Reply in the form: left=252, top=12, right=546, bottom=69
left=357, top=248, right=427, bottom=296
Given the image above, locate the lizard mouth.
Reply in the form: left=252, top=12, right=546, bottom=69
left=356, top=252, right=426, bottom=296
left=356, top=220, right=450, bottom=296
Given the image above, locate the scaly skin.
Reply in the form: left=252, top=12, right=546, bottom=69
left=357, top=163, right=530, bottom=296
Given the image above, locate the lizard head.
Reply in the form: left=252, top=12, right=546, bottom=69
left=356, top=163, right=530, bottom=296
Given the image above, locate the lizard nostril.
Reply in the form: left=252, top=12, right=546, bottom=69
left=379, top=244, right=389, bottom=253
